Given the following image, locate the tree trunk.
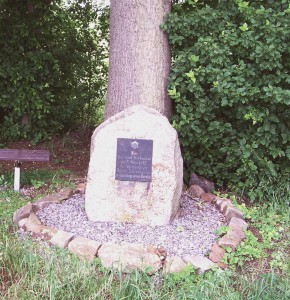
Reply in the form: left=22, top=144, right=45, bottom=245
left=105, top=0, right=172, bottom=120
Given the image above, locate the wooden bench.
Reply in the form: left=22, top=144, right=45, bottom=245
left=0, top=149, right=50, bottom=191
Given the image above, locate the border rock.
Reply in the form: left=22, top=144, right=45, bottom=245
left=200, top=192, right=216, bottom=203
left=218, top=233, right=241, bottom=251
left=38, top=227, right=58, bottom=241
left=33, top=188, right=74, bottom=211
left=50, top=230, right=74, bottom=249
left=209, top=243, right=225, bottom=263
left=13, top=202, right=33, bottom=225
left=188, top=185, right=205, bottom=198
left=98, top=242, right=162, bottom=274
left=215, top=197, right=227, bottom=209
left=24, top=213, right=46, bottom=234
left=68, top=236, right=101, bottom=261
left=189, top=173, right=215, bottom=193
left=164, top=256, right=188, bottom=274
left=18, top=218, right=28, bottom=229
left=228, top=217, right=248, bottom=231
left=225, top=207, right=244, bottom=222
left=74, top=183, right=86, bottom=193
left=183, top=255, right=216, bottom=275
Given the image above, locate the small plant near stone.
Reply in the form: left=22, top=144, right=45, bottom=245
left=53, top=157, right=65, bottom=165
left=0, top=189, right=30, bottom=221
left=269, top=250, right=289, bottom=272
left=214, top=225, right=230, bottom=237
left=219, top=196, right=289, bottom=271
left=31, top=179, right=46, bottom=190
left=0, top=174, right=7, bottom=188
left=166, top=264, right=199, bottom=286
left=221, top=231, right=265, bottom=268
left=49, top=177, right=75, bottom=191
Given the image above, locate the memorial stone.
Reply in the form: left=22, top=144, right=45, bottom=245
left=85, top=105, right=183, bottom=225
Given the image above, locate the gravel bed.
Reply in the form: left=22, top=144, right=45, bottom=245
left=37, top=193, right=226, bottom=257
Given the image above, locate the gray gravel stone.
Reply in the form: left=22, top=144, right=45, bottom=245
left=37, top=192, right=226, bottom=257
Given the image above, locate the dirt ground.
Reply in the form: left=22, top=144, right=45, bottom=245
left=0, top=130, right=92, bottom=179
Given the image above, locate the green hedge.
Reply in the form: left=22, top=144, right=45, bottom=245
left=0, top=1, right=108, bottom=143
left=163, top=0, right=290, bottom=195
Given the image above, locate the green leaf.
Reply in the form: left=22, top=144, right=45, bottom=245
left=239, top=23, right=249, bottom=32
left=168, top=87, right=177, bottom=96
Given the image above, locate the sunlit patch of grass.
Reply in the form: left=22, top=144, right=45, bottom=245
left=1, top=168, right=74, bottom=192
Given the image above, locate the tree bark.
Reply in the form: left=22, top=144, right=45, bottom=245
left=105, top=0, right=172, bottom=120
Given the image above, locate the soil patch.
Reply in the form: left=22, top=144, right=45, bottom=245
left=1, top=131, right=91, bottom=178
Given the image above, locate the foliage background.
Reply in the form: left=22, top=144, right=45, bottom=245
left=0, top=0, right=109, bottom=143
left=163, top=0, right=290, bottom=196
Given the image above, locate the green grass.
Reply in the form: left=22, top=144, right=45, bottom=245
left=0, top=171, right=289, bottom=299
left=1, top=168, right=74, bottom=191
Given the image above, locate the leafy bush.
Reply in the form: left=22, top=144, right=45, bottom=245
left=0, top=0, right=108, bottom=143
left=163, top=0, right=290, bottom=194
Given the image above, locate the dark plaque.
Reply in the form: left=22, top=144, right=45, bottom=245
left=115, top=138, right=153, bottom=182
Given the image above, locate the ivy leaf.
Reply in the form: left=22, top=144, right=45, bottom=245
left=168, top=87, right=177, bottom=96
left=239, top=23, right=249, bottom=32
left=190, top=55, right=199, bottom=62
left=185, top=70, right=196, bottom=83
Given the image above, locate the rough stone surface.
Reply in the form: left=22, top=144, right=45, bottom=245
left=183, top=254, right=216, bottom=275
left=147, top=245, right=167, bottom=261
left=189, top=173, right=215, bottom=193
left=164, top=256, right=188, bottom=274
left=220, top=201, right=233, bottom=214
left=74, top=183, right=86, bottom=193
left=228, top=217, right=248, bottom=231
left=218, top=233, right=241, bottom=251
left=215, top=197, right=225, bottom=209
left=215, top=197, right=230, bottom=210
left=225, top=207, right=244, bottom=222
left=85, top=105, right=183, bottom=225
left=188, top=185, right=205, bottom=198
left=98, top=242, right=162, bottom=274
left=209, top=243, right=225, bottom=263
left=50, top=230, right=74, bottom=249
left=39, top=227, right=58, bottom=241
left=229, top=228, right=246, bottom=240
left=182, top=183, right=187, bottom=192
left=56, top=188, right=74, bottom=199
left=68, top=236, right=101, bottom=261
left=33, top=199, right=59, bottom=211
left=29, top=226, right=57, bottom=241
left=200, top=193, right=216, bottom=203
left=13, top=202, right=33, bottom=225
left=24, top=213, right=45, bottom=234
left=18, top=218, right=28, bottom=229
left=228, top=229, right=245, bottom=243
left=218, top=262, right=227, bottom=269
left=33, top=189, right=74, bottom=211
